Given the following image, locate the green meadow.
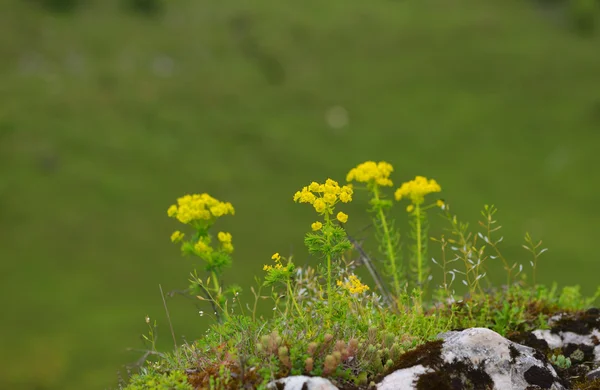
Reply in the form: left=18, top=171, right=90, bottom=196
left=1, top=0, right=599, bottom=388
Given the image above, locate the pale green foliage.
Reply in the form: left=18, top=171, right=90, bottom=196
left=124, top=370, right=192, bottom=390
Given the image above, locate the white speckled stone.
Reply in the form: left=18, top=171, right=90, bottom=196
left=377, top=364, right=431, bottom=389
left=377, top=328, right=564, bottom=390
left=267, top=375, right=338, bottom=390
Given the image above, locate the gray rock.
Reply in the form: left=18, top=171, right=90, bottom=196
left=377, top=365, right=432, bottom=389
left=587, top=366, right=600, bottom=381
left=267, top=375, right=339, bottom=390
left=377, top=327, right=565, bottom=390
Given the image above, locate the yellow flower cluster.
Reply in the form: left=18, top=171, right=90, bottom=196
left=293, top=179, right=353, bottom=213
left=217, top=232, right=233, bottom=253
left=311, top=221, right=323, bottom=231
left=394, top=176, right=441, bottom=205
left=346, top=161, right=394, bottom=187
left=263, top=253, right=284, bottom=271
left=337, top=275, right=370, bottom=294
left=167, top=193, right=234, bottom=224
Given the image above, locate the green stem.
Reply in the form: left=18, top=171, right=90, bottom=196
left=287, top=280, right=305, bottom=323
left=415, top=203, right=423, bottom=288
left=373, top=187, right=401, bottom=298
left=325, top=213, right=333, bottom=323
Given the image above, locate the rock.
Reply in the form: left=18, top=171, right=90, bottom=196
left=377, top=365, right=432, bottom=389
left=377, top=328, right=565, bottom=390
left=587, top=367, right=600, bottom=381
left=267, top=375, right=339, bottom=390
left=530, top=308, right=600, bottom=365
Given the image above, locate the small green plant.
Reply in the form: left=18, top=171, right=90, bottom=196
left=551, top=354, right=572, bottom=369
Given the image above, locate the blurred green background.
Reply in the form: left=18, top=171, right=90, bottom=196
left=1, top=0, right=600, bottom=388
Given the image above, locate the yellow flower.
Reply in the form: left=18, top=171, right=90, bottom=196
left=295, top=179, right=353, bottom=216
left=194, top=240, right=212, bottom=255
left=406, top=204, right=414, bottom=213
left=217, top=232, right=232, bottom=243
left=346, top=161, right=394, bottom=187
left=394, top=176, right=441, bottom=205
left=169, top=193, right=234, bottom=224
left=336, top=211, right=348, bottom=223
left=272, top=253, right=281, bottom=261
left=339, top=192, right=352, bottom=203
left=323, top=192, right=337, bottom=205
left=338, top=275, right=370, bottom=294
left=222, top=242, right=234, bottom=253
left=436, top=199, right=445, bottom=208
left=170, top=230, right=184, bottom=243
left=308, top=182, right=320, bottom=192
left=311, top=221, right=323, bottom=231
left=313, top=198, right=326, bottom=213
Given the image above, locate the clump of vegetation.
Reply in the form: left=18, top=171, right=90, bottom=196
left=119, top=161, right=599, bottom=389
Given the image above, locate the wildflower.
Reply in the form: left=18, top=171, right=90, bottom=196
left=272, top=253, right=281, bottom=261
left=145, top=316, right=150, bottom=324
left=221, top=242, right=234, bottom=253
left=194, top=240, right=212, bottom=255
left=339, top=190, right=352, bottom=203
left=346, top=161, right=394, bottom=187
left=311, top=221, right=323, bottom=231
left=394, top=176, right=441, bottom=205
left=170, top=230, right=184, bottom=243
left=436, top=199, right=445, bottom=208
left=294, top=179, right=353, bottom=216
left=336, top=212, right=348, bottom=223
left=323, top=193, right=337, bottom=205
left=338, top=275, right=370, bottom=294
left=167, top=193, right=234, bottom=224
left=313, top=198, right=326, bottom=213
left=217, top=232, right=232, bottom=243
left=406, top=205, right=414, bottom=213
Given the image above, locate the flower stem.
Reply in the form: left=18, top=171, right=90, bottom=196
left=325, top=213, right=333, bottom=323
left=415, top=203, right=423, bottom=290
left=373, top=187, right=402, bottom=299
left=287, top=280, right=305, bottom=323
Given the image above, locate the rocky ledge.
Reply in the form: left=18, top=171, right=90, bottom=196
left=267, top=309, right=600, bottom=390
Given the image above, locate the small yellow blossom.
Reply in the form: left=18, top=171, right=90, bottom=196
left=336, top=211, right=348, bottom=223
left=313, top=198, right=326, bottom=213
left=436, top=199, right=445, bottom=208
left=339, top=192, right=352, bottom=203
left=406, top=204, right=414, bottom=213
left=346, top=161, right=394, bottom=187
left=272, top=253, right=281, bottom=261
left=170, top=230, right=184, bottom=243
left=194, top=240, right=212, bottom=255
left=221, top=242, right=234, bottom=253
left=308, top=182, right=320, bottom=192
left=167, top=205, right=178, bottom=217
left=311, top=221, right=323, bottom=231
left=338, top=275, right=370, bottom=294
left=217, top=232, right=232, bottom=243
left=394, top=176, right=441, bottom=205
left=323, top=192, right=337, bottom=205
